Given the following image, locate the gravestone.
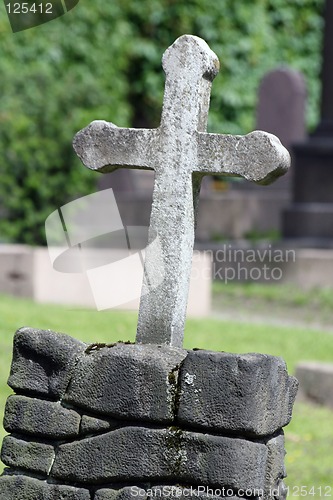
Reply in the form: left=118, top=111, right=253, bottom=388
left=296, top=361, right=333, bottom=409
left=283, top=0, right=333, bottom=242
left=0, top=35, right=297, bottom=500
left=224, top=67, right=306, bottom=241
left=257, top=68, right=306, bottom=153
left=234, top=66, right=306, bottom=192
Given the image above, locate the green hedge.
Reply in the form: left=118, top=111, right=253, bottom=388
left=0, top=0, right=324, bottom=244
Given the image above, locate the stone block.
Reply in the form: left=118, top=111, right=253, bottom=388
left=296, top=361, right=333, bottom=408
left=150, top=486, right=241, bottom=499
left=95, top=487, right=147, bottom=500
left=51, top=426, right=267, bottom=491
left=95, top=491, right=119, bottom=500
left=8, top=327, right=87, bottom=399
left=94, top=486, right=247, bottom=500
left=180, top=431, right=267, bottom=491
left=177, top=350, right=298, bottom=436
left=0, top=475, right=90, bottom=500
left=64, top=343, right=187, bottom=423
left=1, top=435, right=54, bottom=475
left=4, top=395, right=80, bottom=438
left=80, top=415, right=119, bottom=436
left=265, top=433, right=286, bottom=497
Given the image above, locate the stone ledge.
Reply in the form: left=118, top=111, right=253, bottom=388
left=8, top=327, right=87, bottom=399
left=51, top=426, right=267, bottom=491
left=1, top=435, right=55, bottom=475
left=0, top=475, right=90, bottom=500
left=177, top=350, right=298, bottom=436
left=3, top=395, right=81, bottom=438
left=94, top=486, right=244, bottom=500
left=265, top=433, right=286, bottom=495
left=64, top=343, right=187, bottom=423
left=80, top=415, right=120, bottom=436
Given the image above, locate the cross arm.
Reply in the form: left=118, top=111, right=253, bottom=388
left=73, top=120, right=157, bottom=173
left=196, top=130, right=290, bottom=185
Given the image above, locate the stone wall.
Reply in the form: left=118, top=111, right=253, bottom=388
left=0, top=328, right=298, bottom=500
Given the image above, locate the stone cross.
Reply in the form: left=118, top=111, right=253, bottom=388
left=73, top=35, right=290, bottom=348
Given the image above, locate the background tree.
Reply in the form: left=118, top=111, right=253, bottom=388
left=0, top=0, right=324, bottom=244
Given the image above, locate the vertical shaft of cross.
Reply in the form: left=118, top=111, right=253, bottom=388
left=136, top=171, right=195, bottom=347
left=136, top=36, right=219, bottom=347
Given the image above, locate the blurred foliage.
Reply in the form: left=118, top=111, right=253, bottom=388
left=0, top=0, right=325, bottom=244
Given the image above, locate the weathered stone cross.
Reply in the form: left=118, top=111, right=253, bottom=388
left=73, top=35, right=290, bottom=348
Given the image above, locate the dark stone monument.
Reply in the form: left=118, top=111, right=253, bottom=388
left=283, top=0, right=333, bottom=243
left=0, top=35, right=297, bottom=499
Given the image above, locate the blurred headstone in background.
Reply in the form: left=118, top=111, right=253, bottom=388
left=257, top=68, right=306, bottom=152
left=233, top=66, right=306, bottom=193
left=256, top=68, right=306, bottom=191
left=200, top=66, right=306, bottom=241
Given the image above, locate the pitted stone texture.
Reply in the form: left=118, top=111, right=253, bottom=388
left=95, top=487, right=147, bottom=500
left=96, top=486, right=244, bottom=500
left=73, top=34, right=290, bottom=347
left=0, top=475, right=90, bottom=499
left=1, top=435, right=54, bottom=475
left=80, top=415, right=120, bottom=436
left=150, top=487, right=242, bottom=500
left=95, top=491, right=119, bottom=500
left=177, top=351, right=298, bottom=436
left=4, top=395, right=81, bottom=438
left=8, top=327, right=86, bottom=398
left=265, top=433, right=287, bottom=498
left=64, top=343, right=187, bottom=423
left=51, top=426, right=267, bottom=491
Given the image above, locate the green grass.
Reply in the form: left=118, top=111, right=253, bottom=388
left=0, top=293, right=333, bottom=492
left=212, top=281, right=333, bottom=310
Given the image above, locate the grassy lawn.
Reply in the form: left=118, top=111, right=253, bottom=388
left=0, top=292, right=333, bottom=493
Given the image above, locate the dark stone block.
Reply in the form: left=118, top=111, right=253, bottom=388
left=1, top=435, right=54, bottom=475
left=180, top=431, right=267, bottom=491
left=177, top=351, right=298, bottom=436
left=51, top=426, right=267, bottom=490
left=265, top=433, right=286, bottom=496
left=150, top=487, right=243, bottom=499
left=64, top=343, right=187, bottom=423
left=0, top=475, right=90, bottom=499
left=3, top=395, right=81, bottom=438
left=8, top=327, right=87, bottom=399
left=95, top=486, right=245, bottom=500
left=80, top=415, right=120, bottom=435
left=95, top=487, right=146, bottom=500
